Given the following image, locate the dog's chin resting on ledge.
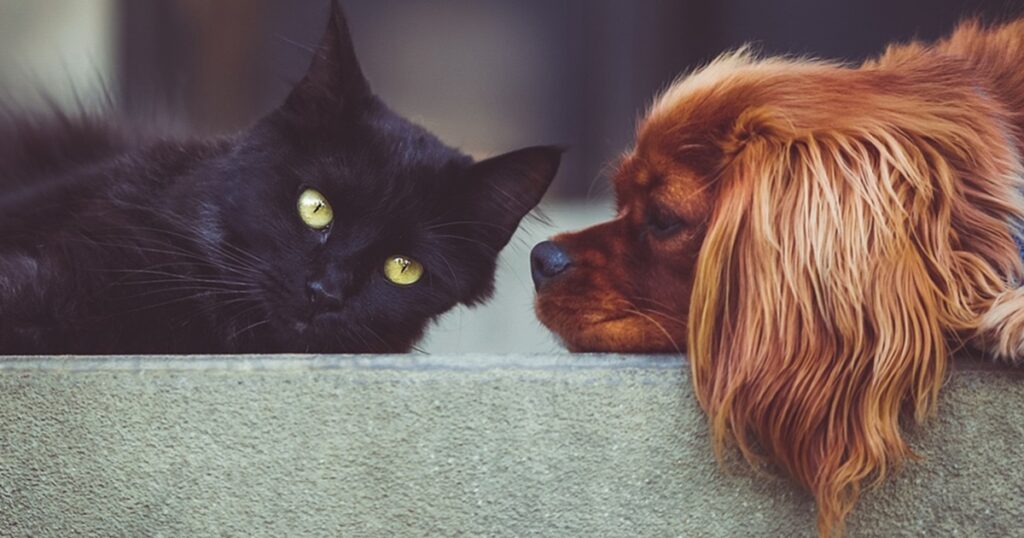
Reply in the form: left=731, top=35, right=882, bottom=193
left=533, top=19, right=1024, bottom=537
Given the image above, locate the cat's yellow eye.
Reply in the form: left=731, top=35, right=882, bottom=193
left=297, top=188, right=334, bottom=230
left=384, top=255, right=424, bottom=286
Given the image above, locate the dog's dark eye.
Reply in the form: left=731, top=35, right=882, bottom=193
left=647, top=207, right=686, bottom=237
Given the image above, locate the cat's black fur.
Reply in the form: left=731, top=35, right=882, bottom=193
left=0, top=1, right=561, bottom=354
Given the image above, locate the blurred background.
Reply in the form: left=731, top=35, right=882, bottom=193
left=1, top=0, right=1023, bottom=353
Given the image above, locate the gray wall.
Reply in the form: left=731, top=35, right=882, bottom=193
left=2, top=354, right=1022, bottom=537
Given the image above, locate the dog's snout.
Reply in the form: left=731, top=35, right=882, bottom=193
left=531, top=241, right=572, bottom=290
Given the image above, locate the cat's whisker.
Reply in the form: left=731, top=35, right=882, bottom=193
left=122, top=221, right=267, bottom=271
left=432, top=253, right=461, bottom=290
left=196, top=296, right=258, bottom=318
left=118, top=267, right=256, bottom=283
left=115, top=281, right=254, bottom=294
left=96, top=269, right=255, bottom=287
left=115, top=262, right=260, bottom=282
left=219, top=303, right=268, bottom=337
left=72, top=236, right=264, bottom=283
left=228, top=318, right=270, bottom=341
left=328, top=324, right=363, bottom=352
left=79, top=228, right=271, bottom=286
left=273, top=35, right=319, bottom=55
left=429, top=234, right=499, bottom=255
left=489, top=184, right=531, bottom=216
left=103, top=288, right=255, bottom=317
left=423, top=220, right=509, bottom=232
left=68, top=237, right=197, bottom=261
left=112, top=286, right=253, bottom=304
left=347, top=329, right=373, bottom=353
left=359, top=324, right=391, bottom=353
left=93, top=204, right=267, bottom=268
left=102, top=270, right=258, bottom=289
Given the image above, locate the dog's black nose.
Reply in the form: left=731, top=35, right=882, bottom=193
left=531, top=241, right=572, bottom=289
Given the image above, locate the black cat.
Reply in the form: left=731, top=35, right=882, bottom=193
left=0, top=1, right=561, bottom=354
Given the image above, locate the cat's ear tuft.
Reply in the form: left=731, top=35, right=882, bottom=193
left=281, top=0, right=370, bottom=118
left=464, top=146, right=564, bottom=250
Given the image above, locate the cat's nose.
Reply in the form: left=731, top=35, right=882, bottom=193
left=531, top=241, right=572, bottom=290
left=306, top=279, right=344, bottom=312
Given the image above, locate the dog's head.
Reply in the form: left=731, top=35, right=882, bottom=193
left=534, top=48, right=1024, bottom=535
left=529, top=114, right=716, bottom=353
left=532, top=50, right=787, bottom=353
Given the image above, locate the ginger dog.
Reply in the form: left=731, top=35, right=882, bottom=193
left=532, top=19, right=1024, bottom=536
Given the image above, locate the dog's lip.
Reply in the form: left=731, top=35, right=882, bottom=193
left=537, top=295, right=686, bottom=352
left=560, top=317, right=640, bottom=353
left=536, top=299, right=627, bottom=326
left=535, top=301, right=635, bottom=346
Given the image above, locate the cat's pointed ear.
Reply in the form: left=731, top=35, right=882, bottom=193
left=464, top=146, right=563, bottom=250
left=281, top=0, right=370, bottom=117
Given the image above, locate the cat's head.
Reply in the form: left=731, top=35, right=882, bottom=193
left=196, top=1, right=560, bottom=352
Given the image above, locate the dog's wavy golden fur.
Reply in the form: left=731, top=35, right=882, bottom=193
left=535, top=19, right=1024, bottom=536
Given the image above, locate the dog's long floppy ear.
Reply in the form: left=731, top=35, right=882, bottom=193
left=280, top=0, right=370, bottom=119
left=687, top=103, right=1022, bottom=536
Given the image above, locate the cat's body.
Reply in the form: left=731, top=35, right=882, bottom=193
left=0, top=2, right=560, bottom=354
left=1, top=117, right=225, bottom=353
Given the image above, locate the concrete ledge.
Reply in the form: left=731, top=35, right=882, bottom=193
left=1, top=355, right=1022, bottom=537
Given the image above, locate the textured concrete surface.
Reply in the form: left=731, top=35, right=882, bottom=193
left=0, top=355, right=1022, bottom=537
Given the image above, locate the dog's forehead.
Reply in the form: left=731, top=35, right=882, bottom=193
left=615, top=138, right=676, bottom=187
left=615, top=154, right=647, bottom=186
left=615, top=142, right=705, bottom=205
left=612, top=153, right=652, bottom=205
